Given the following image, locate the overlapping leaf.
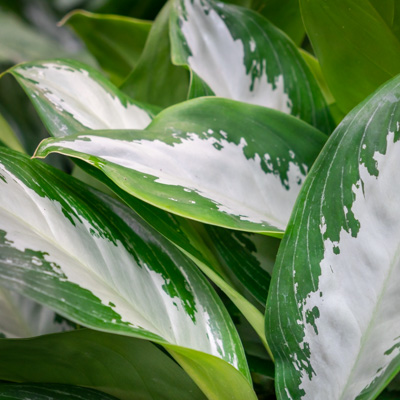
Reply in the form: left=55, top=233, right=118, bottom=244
left=301, top=0, right=400, bottom=113
left=266, top=74, right=400, bottom=399
left=170, top=0, right=334, bottom=134
left=61, top=11, right=152, bottom=85
left=0, top=329, right=206, bottom=400
left=7, top=60, right=155, bottom=137
left=121, top=2, right=189, bottom=108
left=0, top=148, right=255, bottom=400
left=7, top=59, right=276, bottom=341
left=34, top=97, right=326, bottom=235
left=0, top=383, right=117, bottom=400
left=0, top=289, right=70, bottom=338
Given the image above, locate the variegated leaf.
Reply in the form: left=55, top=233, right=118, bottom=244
left=0, top=148, right=256, bottom=400
left=266, top=74, right=400, bottom=399
left=170, top=0, right=334, bottom=134
left=7, top=60, right=155, bottom=137
left=34, top=97, right=326, bottom=235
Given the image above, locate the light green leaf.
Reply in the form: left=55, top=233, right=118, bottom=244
left=0, top=148, right=255, bottom=400
left=7, top=59, right=155, bottom=137
left=121, top=2, right=190, bottom=108
left=0, top=288, right=70, bottom=339
left=170, top=0, right=334, bottom=134
left=0, top=113, right=25, bottom=153
left=266, top=74, right=400, bottom=399
left=61, top=10, right=152, bottom=85
left=0, top=329, right=206, bottom=400
left=34, top=97, right=326, bottom=235
left=300, top=0, right=400, bottom=113
left=0, top=383, right=117, bottom=400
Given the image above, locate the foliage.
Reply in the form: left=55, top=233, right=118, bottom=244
left=0, top=0, right=400, bottom=399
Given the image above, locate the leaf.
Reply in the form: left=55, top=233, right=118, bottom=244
left=61, top=10, right=152, bottom=85
left=300, top=0, right=400, bottom=113
left=0, top=113, right=24, bottom=153
left=0, top=383, right=118, bottom=400
left=7, top=59, right=155, bottom=137
left=0, top=148, right=255, bottom=400
left=170, top=0, right=334, bottom=134
left=255, top=0, right=305, bottom=46
left=120, top=2, right=190, bottom=108
left=266, top=74, right=400, bottom=399
left=71, top=161, right=269, bottom=347
left=0, top=288, right=70, bottom=339
left=8, top=58, right=268, bottom=341
left=34, top=97, right=326, bottom=235
left=201, top=224, right=278, bottom=306
left=0, top=13, right=64, bottom=67
left=0, top=329, right=206, bottom=400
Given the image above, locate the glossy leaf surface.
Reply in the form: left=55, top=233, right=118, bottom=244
left=301, top=0, right=400, bottom=113
left=0, top=383, right=117, bottom=400
left=0, top=288, right=69, bottom=339
left=0, top=329, right=206, bottom=400
left=8, top=60, right=154, bottom=137
left=266, top=74, right=400, bottom=399
left=121, top=2, right=189, bottom=108
left=61, top=11, right=152, bottom=85
left=0, top=148, right=254, bottom=399
left=35, top=97, right=326, bottom=235
left=170, top=0, right=333, bottom=134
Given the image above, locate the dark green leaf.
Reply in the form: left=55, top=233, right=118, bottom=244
left=0, top=383, right=117, bottom=400
left=0, top=329, right=206, bottom=400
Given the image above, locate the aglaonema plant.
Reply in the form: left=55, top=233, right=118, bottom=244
left=0, top=0, right=399, bottom=399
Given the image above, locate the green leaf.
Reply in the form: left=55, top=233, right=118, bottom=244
left=0, top=13, right=64, bottom=67
left=266, top=74, right=400, bottom=399
left=0, top=289, right=70, bottom=338
left=170, top=0, right=334, bottom=134
left=0, top=329, right=206, bottom=400
left=121, top=2, right=190, bottom=108
left=300, top=0, right=400, bottom=113
left=0, top=383, right=118, bottom=400
left=202, top=224, right=278, bottom=306
left=61, top=10, right=152, bottom=85
left=0, top=113, right=24, bottom=153
left=0, top=148, right=255, bottom=400
left=34, top=97, right=326, bottom=235
left=7, top=59, right=155, bottom=137
left=255, top=0, right=305, bottom=46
